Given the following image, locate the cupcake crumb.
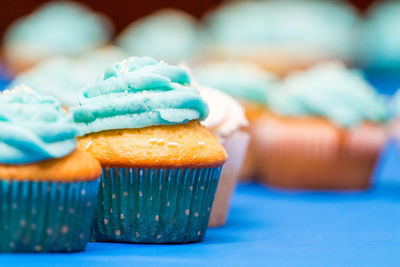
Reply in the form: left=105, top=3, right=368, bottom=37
left=84, top=141, right=93, bottom=150
left=149, top=138, right=158, bottom=144
left=157, top=139, right=165, bottom=144
left=168, top=142, right=179, bottom=147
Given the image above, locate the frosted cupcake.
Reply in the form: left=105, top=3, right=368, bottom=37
left=4, top=1, right=113, bottom=74
left=254, top=62, right=388, bottom=190
left=72, top=57, right=227, bottom=243
left=359, top=1, right=400, bottom=94
left=9, top=48, right=126, bottom=108
left=203, top=0, right=360, bottom=75
left=389, top=89, right=400, bottom=144
left=117, top=9, right=200, bottom=64
left=199, top=87, right=249, bottom=227
left=0, top=86, right=101, bottom=252
left=194, top=61, right=277, bottom=179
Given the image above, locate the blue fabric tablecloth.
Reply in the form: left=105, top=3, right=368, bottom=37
left=2, top=141, right=400, bottom=266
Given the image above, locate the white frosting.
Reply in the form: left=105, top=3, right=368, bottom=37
left=199, top=86, right=248, bottom=141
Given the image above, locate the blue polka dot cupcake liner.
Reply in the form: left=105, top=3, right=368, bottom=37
left=91, top=167, right=222, bottom=244
left=0, top=179, right=100, bottom=252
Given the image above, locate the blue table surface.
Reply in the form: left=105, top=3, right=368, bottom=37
left=1, top=141, right=399, bottom=266
left=2, top=69, right=400, bottom=267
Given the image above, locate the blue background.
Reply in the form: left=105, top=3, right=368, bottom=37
left=1, top=71, right=400, bottom=266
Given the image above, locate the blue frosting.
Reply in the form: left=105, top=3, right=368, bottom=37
left=71, top=57, right=209, bottom=135
left=360, top=1, right=400, bottom=68
left=9, top=48, right=127, bottom=107
left=268, top=63, right=389, bottom=127
left=193, top=62, right=277, bottom=105
left=4, top=1, right=112, bottom=57
left=0, top=86, right=79, bottom=164
left=117, top=9, right=199, bottom=63
left=205, top=0, right=360, bottom=60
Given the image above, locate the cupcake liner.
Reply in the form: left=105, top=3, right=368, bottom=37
left=254, top=114, right=385, bottom=190
left=209, top=131, right=249, bottom=227
left=92, top=167, right=222, bottom=244
left=0, top=179, right=100, bottom=253
left=239, top=102, right=265, bottom=181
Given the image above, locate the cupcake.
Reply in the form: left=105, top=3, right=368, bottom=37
left=9, top=47, right=126, bottom=108
left=194, top=61, right=277, bottom=180
left=3, top=1, right=113, bottom=74
left=359, top=1, right=400, bottom=94
left=71, top=57, right=227, bottom=243
left=0, top=86, right=101, bottom=252
left=198, top=86, right=249, bottom=227
left=254, top=62, right=388, bottom=190
left=117, top=9, right=200, bottom=64
left=202, top=0, right=360, bottom=75
left=388, top=89, right=400, bottom=145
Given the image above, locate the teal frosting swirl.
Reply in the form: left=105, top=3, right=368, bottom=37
left=117, top=9, right=199, bottom=64
left=268, top=63, right=389, bottom=127
left=71, top=56, right=209, bottom=135
left=4, top=1, right=111, bottom=57
left=193, top=62, right=277, bottom=105
left=9, top=48, right=127, bottom=107
left=360, top=1, right=400, bottom=68
left=205, top=0, right=359, bottom=60
left=0, top=86, right=79, bottom=164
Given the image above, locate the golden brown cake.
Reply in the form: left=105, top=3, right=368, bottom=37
left=78, top=121, right=227, bottom=169
left=0, top=149, right=101, bottom=182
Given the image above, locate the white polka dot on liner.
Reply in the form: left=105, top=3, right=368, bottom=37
left=61, top=226, right=69, bottom=234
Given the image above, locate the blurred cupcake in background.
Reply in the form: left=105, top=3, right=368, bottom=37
left=388, top=90, right=400, bottom=145
left=8, top=47, right=126, bottom=108
left=3, top=1, right=113, bottom=74
left=72, top=56, right=227, bottom=243
left=0, top=86, right=101, bottom=252
left=117, top=9, right=200, bottom=64
left=194, top=61, right=277, bottom=180
left=359, top=1, right=400, bottom=95
left=199, top=86, right=249, bottom=227
left=202, top=0, right=360, bottom=76
left=254, top=62, right=388, bottom=190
